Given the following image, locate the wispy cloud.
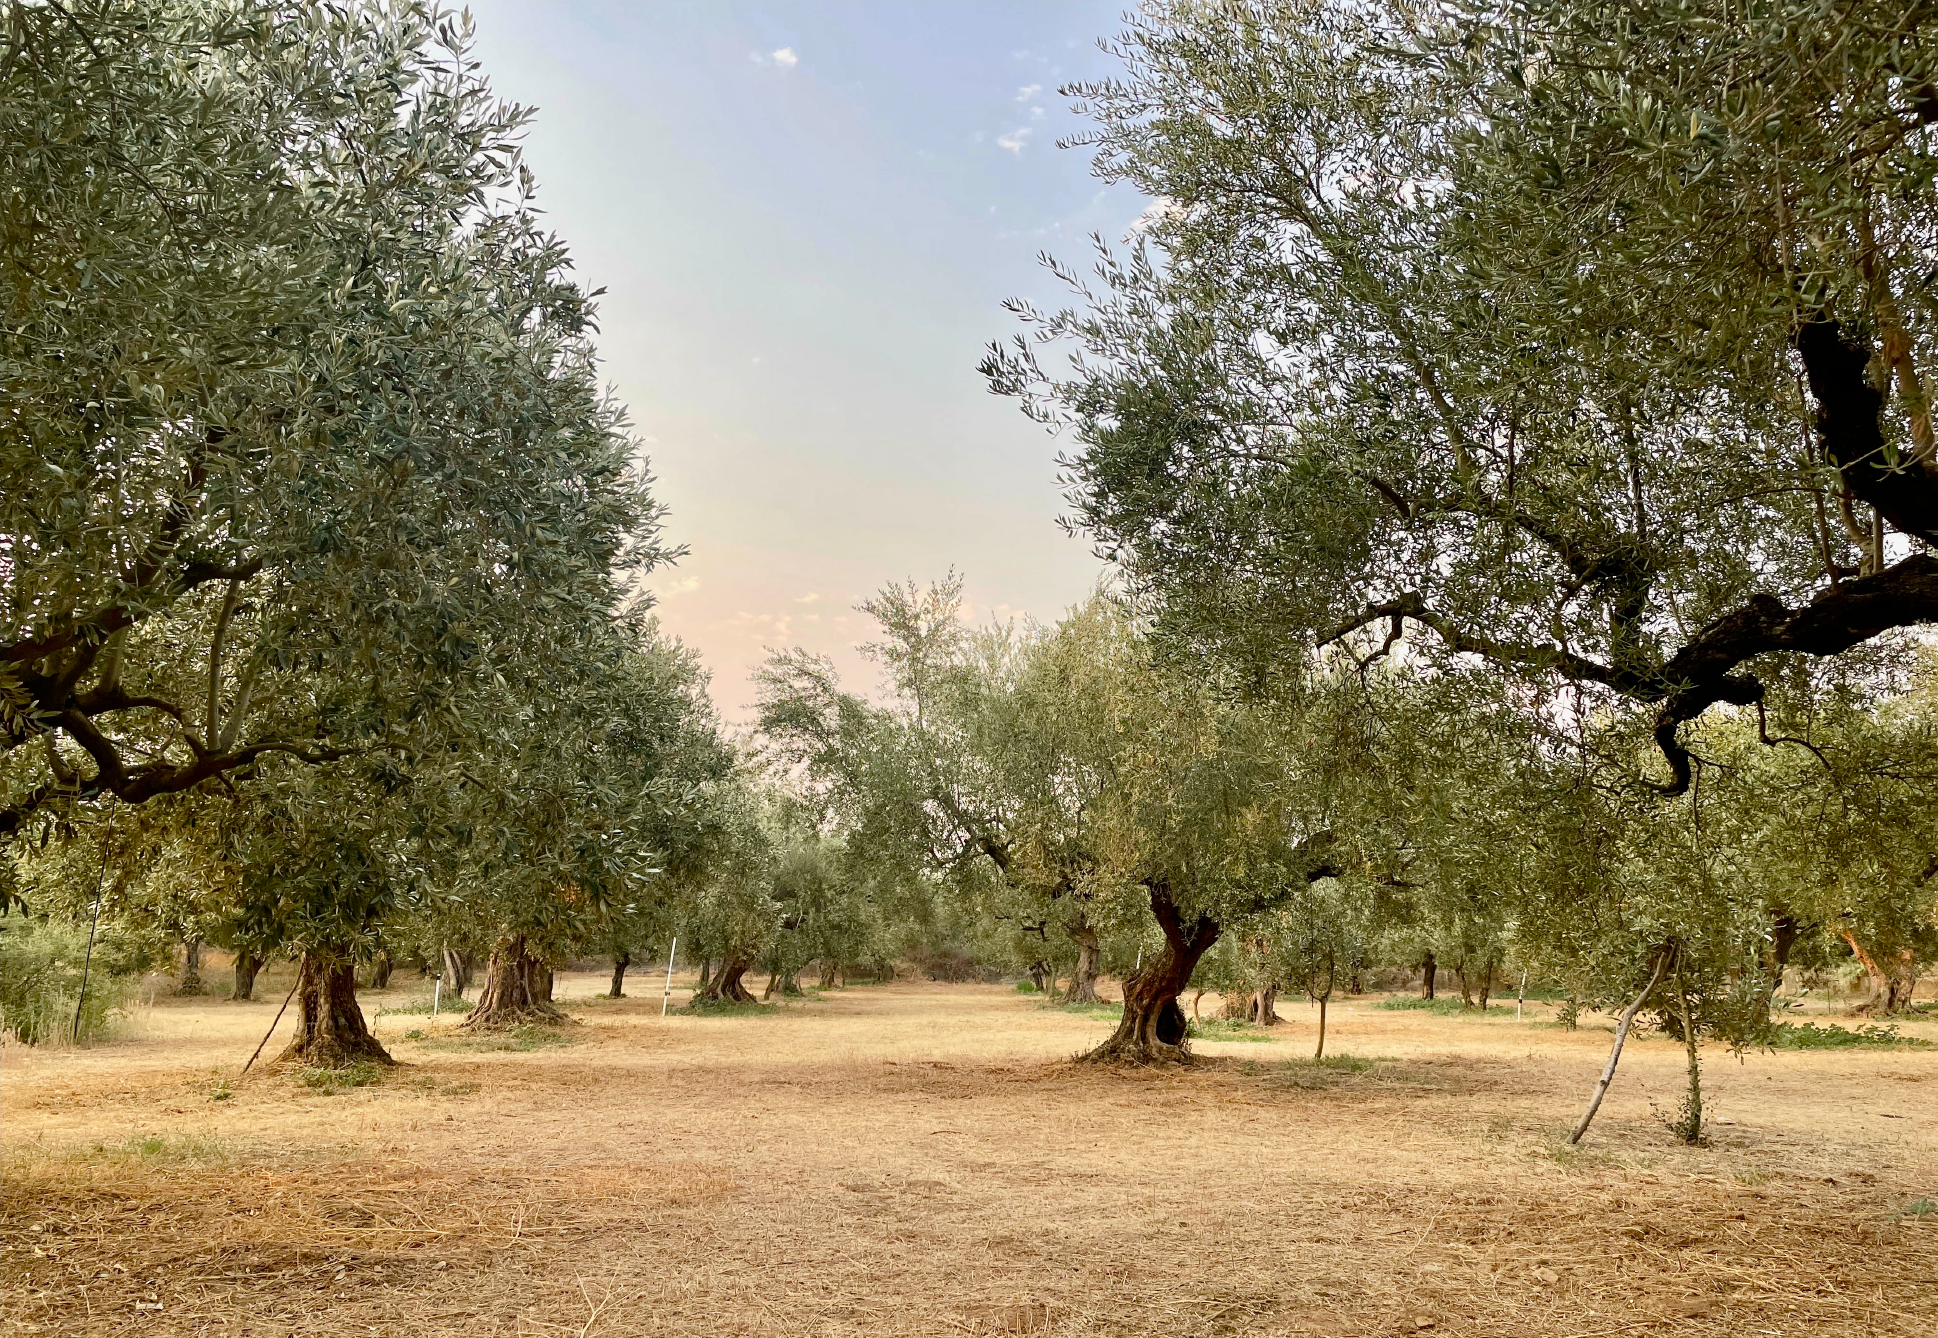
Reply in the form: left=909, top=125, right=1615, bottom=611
left=1029, top=105, right=1045, bottom=120
left=1016, top=83, right=1041, bottom=101
left=750, top=47, right=799, bottom=67
left=794, top=591, right=820, bottom=604
left=996, top=127, right=1032, bottom=154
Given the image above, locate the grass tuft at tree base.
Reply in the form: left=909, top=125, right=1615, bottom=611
left=675, top=996, right=775, bottom=1017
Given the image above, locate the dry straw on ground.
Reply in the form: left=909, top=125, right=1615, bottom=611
left=3, top=975, right=1934, bottom=1336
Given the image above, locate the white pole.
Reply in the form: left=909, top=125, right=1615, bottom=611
left=432, top=974, right=442, bottom=1017
left=1518, top=969, right=1527, bottom=1020
left=661, top=937, right=678, bottom=1016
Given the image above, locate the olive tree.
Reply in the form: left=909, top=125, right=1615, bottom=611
left=985, top=0, right=1938, bottom=796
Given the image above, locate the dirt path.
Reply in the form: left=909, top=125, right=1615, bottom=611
left=4, top=978, right=1934, bottom=1336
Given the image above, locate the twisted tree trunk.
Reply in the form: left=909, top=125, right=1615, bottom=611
left=1421, top=951, right=1436, bottom=1000
left=462, top=935, right=568, bottom=1030
left=366, top=950, right=393, bottom=990
left=698, top=952, right=756, bottom=1003
left=274, top=953, right=392, bottom=1068
left=1083, top=883, right=1217, bottom=1064
left=1063, top=919, right=1102, bottom=1004
left=608, top=951, right=630, bottom=998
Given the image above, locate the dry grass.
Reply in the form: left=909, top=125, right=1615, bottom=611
left=3, top=973, right=1934, bottom=1337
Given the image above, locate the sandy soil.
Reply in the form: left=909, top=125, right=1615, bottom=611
left=3, top=971, right=1934, bottom=1338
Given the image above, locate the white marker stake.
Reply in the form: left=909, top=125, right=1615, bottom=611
left=432, top=974, right=442, bottom=1017
left=1518, top=969, right=1527, bottom=1020
left=662, top=937, right=678, bottom=1017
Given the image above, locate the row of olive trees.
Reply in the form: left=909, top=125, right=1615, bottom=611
left=954, top=0, right=1938, bottom=1125
left=0, top=1, right=774, bottom=1064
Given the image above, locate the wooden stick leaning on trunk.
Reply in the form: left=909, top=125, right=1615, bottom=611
left=242, top=972, right=301, bottom=1075
left=1568, top=950, right=1669, bottom=1146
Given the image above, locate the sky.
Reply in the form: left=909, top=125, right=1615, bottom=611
left=463, top=1, right=1152, bottom=723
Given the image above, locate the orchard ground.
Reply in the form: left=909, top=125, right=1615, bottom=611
left=3, top=972, right=1935, bottom=1338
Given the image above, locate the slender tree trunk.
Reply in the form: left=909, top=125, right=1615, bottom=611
left=1421, top=951, right=1436, bottom=1000
left=1063, top=920, right=1102, bottom=1004
left=1314, top=992, right=1329, bottom=1060
left=1477, top=957, right=1495, bottom=1012
left=1569, top=952, right=1668, bottom=1145
left=696, top=957, right=712, bottom=993
left=1673, top=953, right=1703, bottom=1145
left=699, top=952, right=756, bottom=1003
left=177, top=937, right=206, bottom=996
left=366, top=950, right=393, bottom=991
left=231, top=949, right=262, bottom=1002
left=274, top=953, right=392, bottom=1068
left=462, top=935, right=568, bottom=1029
left=609, top=951, right=630, bottom=998
left=1082, top=883, right=1217, bottom=1064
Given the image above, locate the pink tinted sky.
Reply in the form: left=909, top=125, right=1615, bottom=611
left=467, top=1, right=1151, bottom=723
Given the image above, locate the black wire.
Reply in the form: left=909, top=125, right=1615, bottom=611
left=70, top=804, right=115, bottom=1045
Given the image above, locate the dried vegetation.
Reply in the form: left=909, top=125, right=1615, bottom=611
left=3, top=976, right=1934, bottom=1337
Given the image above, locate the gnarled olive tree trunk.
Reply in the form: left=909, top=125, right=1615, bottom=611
left=366, top=950, right=393, bottom=990
left=1083, top=883, right=1218, bottom=1064
left=1421, top=951, right=1436, bottom=1000
left=698, top=952, right=756, bottom=1003
left=1062, top=918, right=1102, bottom=1004
left=609, top=951, right=630, bottom=998
left=274, top=953, right=392, bottom=1068
left=462, top=935, right=568, bottom=1029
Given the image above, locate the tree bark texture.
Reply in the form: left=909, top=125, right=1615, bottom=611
left=1063, top=920, right=1102, bottom=1004
left=698, top=953, right=755, bottom=1004
left=1422, top=951, right=1436, bottom=1000
left=1083, top=883, right=1218, bottom=1064
left=366, top=950, right=393, bottom=991
left=231, top=949, right=261, bottom=1002
left=274, top=954, right=392, bottom=1068
left=462, top=935, right=568, bottom=1030
left=609, top=951, right=629, bottom=998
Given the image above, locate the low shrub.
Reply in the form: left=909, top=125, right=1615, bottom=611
left=1376, top=995, right=1492, bottom=1016
left=1190, top=1018, right=1276, bottom=1042
left=1765, top=1022, right=1931, bottom=1050
left=0, top=918, right=140, bottom=1045
left=1013, top=980, right=1040, bottom=994
left=374, top=994, right=473, bottom=1017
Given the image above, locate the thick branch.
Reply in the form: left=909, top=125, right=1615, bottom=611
left=1647, top=553, right=1938, bottom=793
left=1797, top=316, right=1938, bottom=543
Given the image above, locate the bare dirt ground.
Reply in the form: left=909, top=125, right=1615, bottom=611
left=3, top=972, right=1934, bottom=1338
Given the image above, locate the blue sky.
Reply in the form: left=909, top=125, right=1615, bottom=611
left=465, top=1, right=1151, bottom=721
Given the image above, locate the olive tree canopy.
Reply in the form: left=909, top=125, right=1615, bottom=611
left=2, top=1, right=666, bottom=833
left=985, top=0, right=1938, bottom=792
